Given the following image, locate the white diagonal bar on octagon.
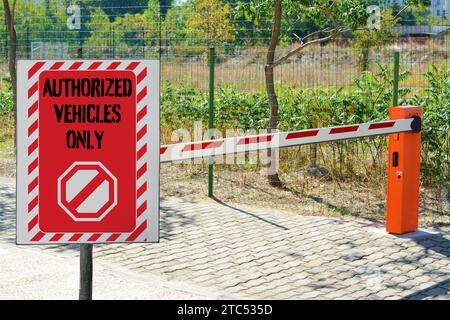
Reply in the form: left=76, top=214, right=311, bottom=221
left=160, top=118, right=416, bottom=163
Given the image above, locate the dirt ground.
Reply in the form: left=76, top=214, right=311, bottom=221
left=160, top=163, right=450, bottom=229
left=0, top=150, right=14, bottom=178
left=1, top=154, right=448, bottom=229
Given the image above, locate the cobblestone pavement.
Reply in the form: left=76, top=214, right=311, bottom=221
left=1, top=178, right=449, bottom=300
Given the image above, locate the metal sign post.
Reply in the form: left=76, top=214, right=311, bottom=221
left=79, top=243, right=93, bottom=300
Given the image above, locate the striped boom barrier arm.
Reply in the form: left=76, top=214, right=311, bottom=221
left=160, top=118, right=419, bottom=163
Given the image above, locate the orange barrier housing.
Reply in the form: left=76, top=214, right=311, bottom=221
left=386, top=106, right=422, bottom=234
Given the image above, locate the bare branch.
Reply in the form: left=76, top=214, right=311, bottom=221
left=271, top=30, right=341, bottom=69
left=293, top=28, right=333, bottom=43
left=393, top=4, right=410, bottom=20
left=286, top=5, right=410, bottom=62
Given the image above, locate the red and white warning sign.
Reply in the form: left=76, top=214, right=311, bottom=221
left=16, top=60, right=160, bottom=244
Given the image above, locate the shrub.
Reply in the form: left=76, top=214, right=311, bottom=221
left=0, top=89, right=13, bottom=116
left=159, top=63, right=449, bottom=185
left=408, top=62, right=449, bottom=185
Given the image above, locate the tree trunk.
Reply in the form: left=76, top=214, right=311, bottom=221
left=264, top=0, right=282, bottom=187
left=360, top=46, right=370, bottom=72
left=310, top=144, right=317, bottom=167
left=3, top=0, right=17, bottom=148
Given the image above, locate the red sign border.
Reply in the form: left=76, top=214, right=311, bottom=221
left=16, top=60, right=159, bottom=244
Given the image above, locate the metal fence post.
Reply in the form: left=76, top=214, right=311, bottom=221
left=108, top=24, right=111, bottom=58
left=3, top=25, right=9, bottom=61
left=208, top=46, right=215, bottom=197
left=392, top=51, right=399, bottom=106
left=77, top=31, right=82, bottom=59
left=142, top=28, right=145, bottom=58
left=159, top=14, right=162, bottom=59
left=26, top=26, right=30, bottom=59
left=79, top=244, right=93, bottom=300
left=111, top=25, right=116, bottom=59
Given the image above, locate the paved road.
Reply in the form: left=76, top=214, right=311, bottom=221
left=0, top=242, right=219, bottom=299
left=1, top=177, right=449, bottom=299
left=0, top=178, right=220, bottom=300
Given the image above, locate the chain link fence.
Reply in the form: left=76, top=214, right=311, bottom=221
left=1, top=23, right=449, bottom=90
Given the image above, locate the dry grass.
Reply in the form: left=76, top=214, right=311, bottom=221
left=162, top=61, right=359, bottom=91
left=161, top=41, right=449, bottom=91
left=160, top=162, right=449, bottom=228
left=158, top=132, right=449, bottom=227
left=0, top=114, right=15, bottom=178
left=1, top=41, right=448, bottom=91
left=0, top=63, right=7, bottom=88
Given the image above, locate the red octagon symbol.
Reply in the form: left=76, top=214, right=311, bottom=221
left=57, top=162, right=117, bottom=222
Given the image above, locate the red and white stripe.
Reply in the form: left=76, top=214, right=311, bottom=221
left=160, top=118, right=416, bottom=163
left=26, top=61, right=44, bottom=242
left=23, top=60, right=152, bottom=243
